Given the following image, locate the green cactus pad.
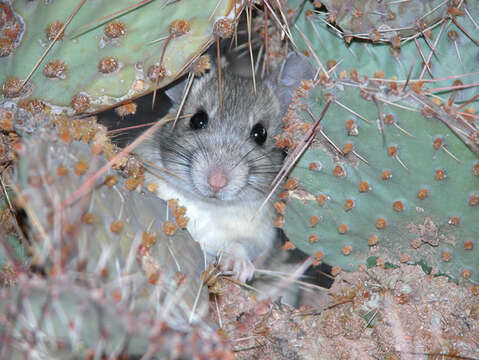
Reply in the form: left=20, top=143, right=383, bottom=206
left=319, top=0, right=448, bottom=40
left=289, top=0, right=479, bottom=102
left=0, top=0, right=241, bottom=114
left=280, top=77, right=479, bottom=283
left=0, top=277, right=231, bottom=359
left=0, top=124, right=219, bottom=357
left=16, top=128, right=208, bottom=314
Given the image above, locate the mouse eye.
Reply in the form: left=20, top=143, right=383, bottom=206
left=250, top=123, right=267, bottom=145
left=190, top=110, right=208, bottom=130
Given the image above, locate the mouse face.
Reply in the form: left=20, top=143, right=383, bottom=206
left=149, top=70, right=284, bottom=206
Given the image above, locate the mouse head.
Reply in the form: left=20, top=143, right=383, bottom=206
left=144, top=53, right=314, bottom=205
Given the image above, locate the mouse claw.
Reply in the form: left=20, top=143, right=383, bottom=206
left=221, top=253, right=255, bottom=283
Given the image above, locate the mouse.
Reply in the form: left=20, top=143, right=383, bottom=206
left=137, top=52, right=315, bottom=282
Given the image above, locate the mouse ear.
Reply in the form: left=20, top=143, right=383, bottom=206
left=165, top=53, right=220, bottom=105
left=276, top=52, right=315, bottom=113
left=165, top=76, right=188, bottom=105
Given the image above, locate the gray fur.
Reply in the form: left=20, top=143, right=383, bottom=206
left=137, top=52, right=315, bottom=282
left=154, top=70, right=283, bottom=203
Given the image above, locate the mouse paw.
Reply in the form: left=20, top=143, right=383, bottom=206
left=221, top=253, right=255, bottom=283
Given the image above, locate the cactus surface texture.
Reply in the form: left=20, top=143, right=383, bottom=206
left=279, top=0, right=479, bottom=283
left=0, top=122, right=226, bottom=358
left=0, top=0, right=478, bottom=357
left=292, top=0, right=479, bottom=100
left=0, top=0, right=241, bottom=114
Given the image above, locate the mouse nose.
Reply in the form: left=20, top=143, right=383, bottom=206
left=208, top=168, right=227, bottom=192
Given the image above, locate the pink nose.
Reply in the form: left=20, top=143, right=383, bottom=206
left=208, top=169, right=227, bottom=192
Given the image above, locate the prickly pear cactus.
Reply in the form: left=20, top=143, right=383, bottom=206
left=0, top=276, right=231, bottom=359
left=279, top=0, right=479, bottom=283
left=0, top=0, right=241, bottom=114
left=292, top=0, right=479, bottom=100
left=0, top=120, right=227, bottom=358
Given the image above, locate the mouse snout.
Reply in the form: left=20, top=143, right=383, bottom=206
left=208, top=168, right=228, bottom=192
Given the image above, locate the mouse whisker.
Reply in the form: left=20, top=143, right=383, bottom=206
left=247, top=174, right=274, bottom=190
left=246, top=181, right=269, bottom=196
left=249, top=163, right=283, bottom=173
left=192, top=133, right=211, bottom=162
left=231, top=145, right=256, bottom=170
left=161, top=158, right=191, bottom=168
left=160, top=139, right=193, bottom=162
left=160, top=140, right=190, bottom=155
left=136, top=157, right=180, bottom=178
left=245, top=181, right=282, bottom=209
left=247, top=148, right=281, bottom=165
left=163, top=150, right=191, bottom=164
left=250, top=161, right=283, bottom=168
left=249, top=170, right=282, bottom=176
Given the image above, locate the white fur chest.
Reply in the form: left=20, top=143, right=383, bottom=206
left=151, top=176, right=276, bottom=260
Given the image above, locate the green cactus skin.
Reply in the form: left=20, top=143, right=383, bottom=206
left=280, top=77, right=478, bottom=282
left=16, top=128, right=208, bottom=320
left=278, top=0, right=479, bottom=283
left=319, top=0, right=450, bottom=39
left=0, top=0, right=241, bottom=114
left=289, top=0, right=479, bottom=102
left=0, top=276, right=232, bottom=359
left=0, top=126, right=226, bottom=358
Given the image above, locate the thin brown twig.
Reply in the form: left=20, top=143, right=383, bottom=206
left=208, top=0, right=225, bottom=21
left=419, top=29, right=437, bottom=55
left=318, top=129, right=342, bottom=155
left=262, top=0, right=297, bottom=48
left=0, top=170, right=28, bottom=246
left=420, top=18, right=446, bottom=79
left=334, top=99, right=371, bottom=124
left=261, top=256, right=314, bottom=301
left=274, top=0, right=294, bottom=43
left=152, top=35, right=172, bottom=109
left=294, top=24, right=329, bottom=79
left=402, top=50, right=418, bottom=92
left=417, top=0, right=448, bottom=21
left=217, top=38, right=223, bottom=114
left=349, top=70, right=479, bottom=85
left=173, top=72, right=195, bottom=128
left=139, top=157, right=180, bottom=178
left=457, top=93, right=479, bottom=110
left=450, top=16, right=479, bottom=46
left=264, top=5, right=270, bottom=75
left=458, top=111, right=479, bottom=120
left=108, top=113, right=193, bottom=135
left=256, top=101, right=332, bottom=216
left=426, top=82, right=479, bottom=93
left=246, top=4, right=257, bottom=94
left=414, top=38, right=433, bottom=77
